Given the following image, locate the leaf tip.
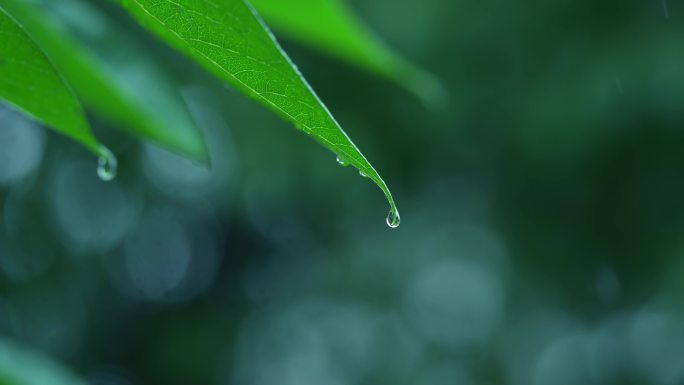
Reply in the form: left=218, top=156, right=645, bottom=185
left=403, top=68, right=448, bottom=109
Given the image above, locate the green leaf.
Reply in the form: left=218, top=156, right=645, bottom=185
left=115, top=0, right=399, bottom=225
left=0, top=6, right=104, bottom=157
left=0, top=0, right=209, bottom=163
left=0, top=338, right=85, bottom=385
left=249, top=0, right=444, bottom=104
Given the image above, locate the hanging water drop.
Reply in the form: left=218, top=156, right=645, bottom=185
left=97, top=146, right=118, bottom=182
left=336, top=156, right=350, bottom=167
left=386, top=208, right=401, bottom=229
left=359, top=170, right=369, bottom=178
left=294, top=122, right=310, bottom=133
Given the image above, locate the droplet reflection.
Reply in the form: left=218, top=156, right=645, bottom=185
left=336, top=156, right=350, bottom=167
left=386, top=208, right=401, bottom=229
left=97, top=146, right=118, bottom=182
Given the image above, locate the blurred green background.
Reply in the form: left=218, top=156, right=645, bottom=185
left=2, top=0, right=684, bottom=384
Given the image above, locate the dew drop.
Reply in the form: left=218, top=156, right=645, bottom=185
left=359, top=170, right=369, bottom=178
left=97, top=146, right=118, bottom=182
left=386, top=208, right=401, bottom=229
left=336, top=156, right=350, bottom=167
left=294, top=122, right=310, bottom=133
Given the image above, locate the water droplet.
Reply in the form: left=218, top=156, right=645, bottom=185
left=336, top=156, right=349, bottom=167
left=359, top=170, right=369, bottom=178
left=386, top=208, right=401, bottom=229
left=294, top=122, right=310, bottom=133
left=97, top=146, right=118, bottom=182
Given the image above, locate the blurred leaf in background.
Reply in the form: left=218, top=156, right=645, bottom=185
left=1, top=0, right=209, bottom=162
left=249, top=0, right=445, bottom=104
left=0, top=338, right=84, bottom=385
left=0, top=7, right=103, bottom=157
